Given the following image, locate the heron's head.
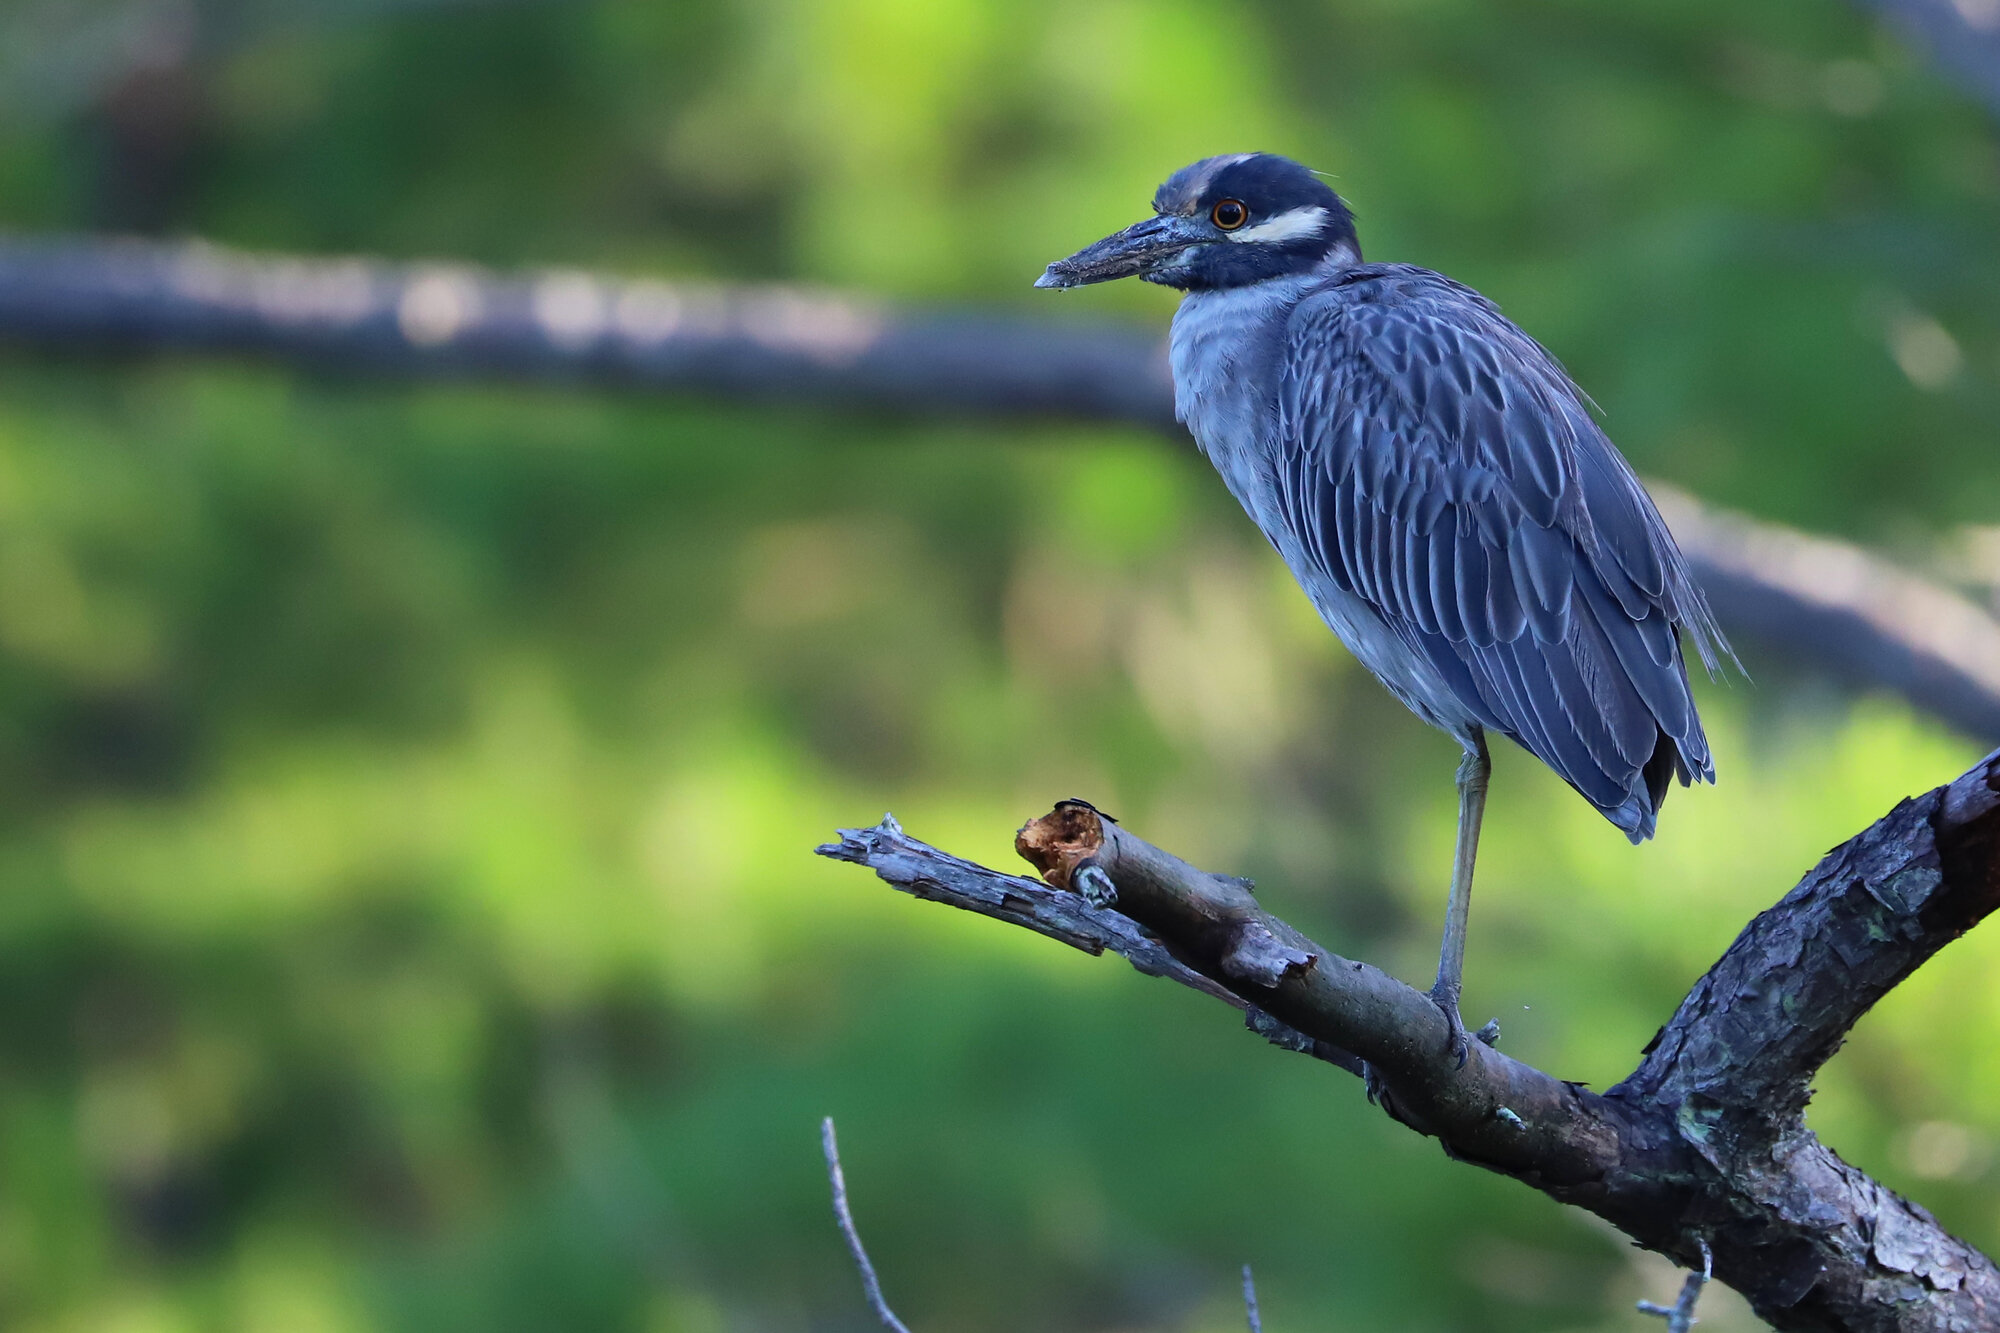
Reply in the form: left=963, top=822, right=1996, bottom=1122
left=1035, top=153, right=1358, bottom=293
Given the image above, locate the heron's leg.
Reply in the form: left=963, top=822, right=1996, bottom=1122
left=1428, top=730, right=1490, bottom=1066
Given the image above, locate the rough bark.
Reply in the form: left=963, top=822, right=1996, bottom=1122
left=820, top=746, right=2000, bottom=1332
left=2, top=233, right=1996, bottom=743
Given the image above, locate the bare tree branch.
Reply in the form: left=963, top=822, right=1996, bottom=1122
left=819, top=746, right=2000, bottom=1332
left=1242, top=1264, right=1264, bottom=1333
left=821, top=1117, right=914, bottom=1333
left=2, top=232, right=1997, bottom=742
left=815, top=811, right=1365, bottom=1077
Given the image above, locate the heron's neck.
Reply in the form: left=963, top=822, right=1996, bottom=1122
left=1173, top=242, right=1360, bottom=336
left=1164, top=283, right=1299, bottom=534
left=1169, top=256, right=1342, bottom=420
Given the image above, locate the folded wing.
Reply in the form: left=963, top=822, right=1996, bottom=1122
left=1275, top=265, right=1727, bottom=839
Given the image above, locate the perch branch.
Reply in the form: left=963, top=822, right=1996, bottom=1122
left=814, top=812, right=1364, bottom=1075
left=820, top=746, right=2000, bottom=1332
left=1, top=232, right=1998, bottom=742
left=822, top=1117, right=914, bottom=1333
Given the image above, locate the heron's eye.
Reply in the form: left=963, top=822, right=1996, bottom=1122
left=1211, top=199, right=1249, bottom=231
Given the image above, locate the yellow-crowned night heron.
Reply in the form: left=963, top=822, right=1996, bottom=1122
left=1036, top=153, right=1728, bottom=1061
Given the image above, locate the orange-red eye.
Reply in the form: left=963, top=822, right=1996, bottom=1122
left=1211, top=199, right=1248, bottom=231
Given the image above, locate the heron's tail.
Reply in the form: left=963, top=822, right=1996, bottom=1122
left=1606, top=728, right=1709, bottom=844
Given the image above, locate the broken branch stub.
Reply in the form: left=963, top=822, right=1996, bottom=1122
left=1016, top=801, right=1306, bottom=987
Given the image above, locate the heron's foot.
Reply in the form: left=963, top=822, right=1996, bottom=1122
left=1426, top=981, right=1497, bottom=1068
left=1074, top=865, right=1117, bottom=910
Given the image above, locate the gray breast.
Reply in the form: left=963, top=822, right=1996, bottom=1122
left=1168, top=281, right=1296, bottom=528
left=1168, top=276, right=1487, bottom=742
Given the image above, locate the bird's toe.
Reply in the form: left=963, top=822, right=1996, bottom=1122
left=1427, top=983, right=1473, bottom=1068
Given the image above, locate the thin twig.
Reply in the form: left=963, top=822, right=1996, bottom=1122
left=1637, top=1239, right=1712, bottom=1332
left=1242, top=1263, right=1263, bottom=1333
left=821, top=1117, right=914, bottom=1333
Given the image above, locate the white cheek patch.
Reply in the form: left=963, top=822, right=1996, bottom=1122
left=1225, top=205, right=1331, bottom=245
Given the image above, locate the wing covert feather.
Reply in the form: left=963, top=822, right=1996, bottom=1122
left=1273, top=265, right=1724, bottom=838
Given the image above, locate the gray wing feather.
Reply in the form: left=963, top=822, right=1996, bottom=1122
left=1276, top=265, right=1726, bottom=840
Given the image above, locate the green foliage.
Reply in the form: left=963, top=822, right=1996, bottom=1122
left=0, top=1, right=1998, bottom=1329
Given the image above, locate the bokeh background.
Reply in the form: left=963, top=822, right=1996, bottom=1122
left=3, top=1, right=2000, bottom=1329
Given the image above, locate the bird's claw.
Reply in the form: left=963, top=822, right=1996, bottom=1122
left=1427, top=982, right=1480, bottom=1068
left=1474, top=1018, right=1502, bottom=1048
left=1074, top=864, right=1118, bottom=909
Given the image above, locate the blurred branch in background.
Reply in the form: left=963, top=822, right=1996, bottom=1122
left=3, top=232, right=1998, bottom=744
left=1851, top=0, right=2000, bottom=119
left=824, top=748, right=2000, bottom=1332
left=1652, top=487, right=2000, bottom=741
left=0, top=233, right=1173, bottom=425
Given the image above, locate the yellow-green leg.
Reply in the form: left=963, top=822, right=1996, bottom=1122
left=1428, top=729, right=1489, bottom=1066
